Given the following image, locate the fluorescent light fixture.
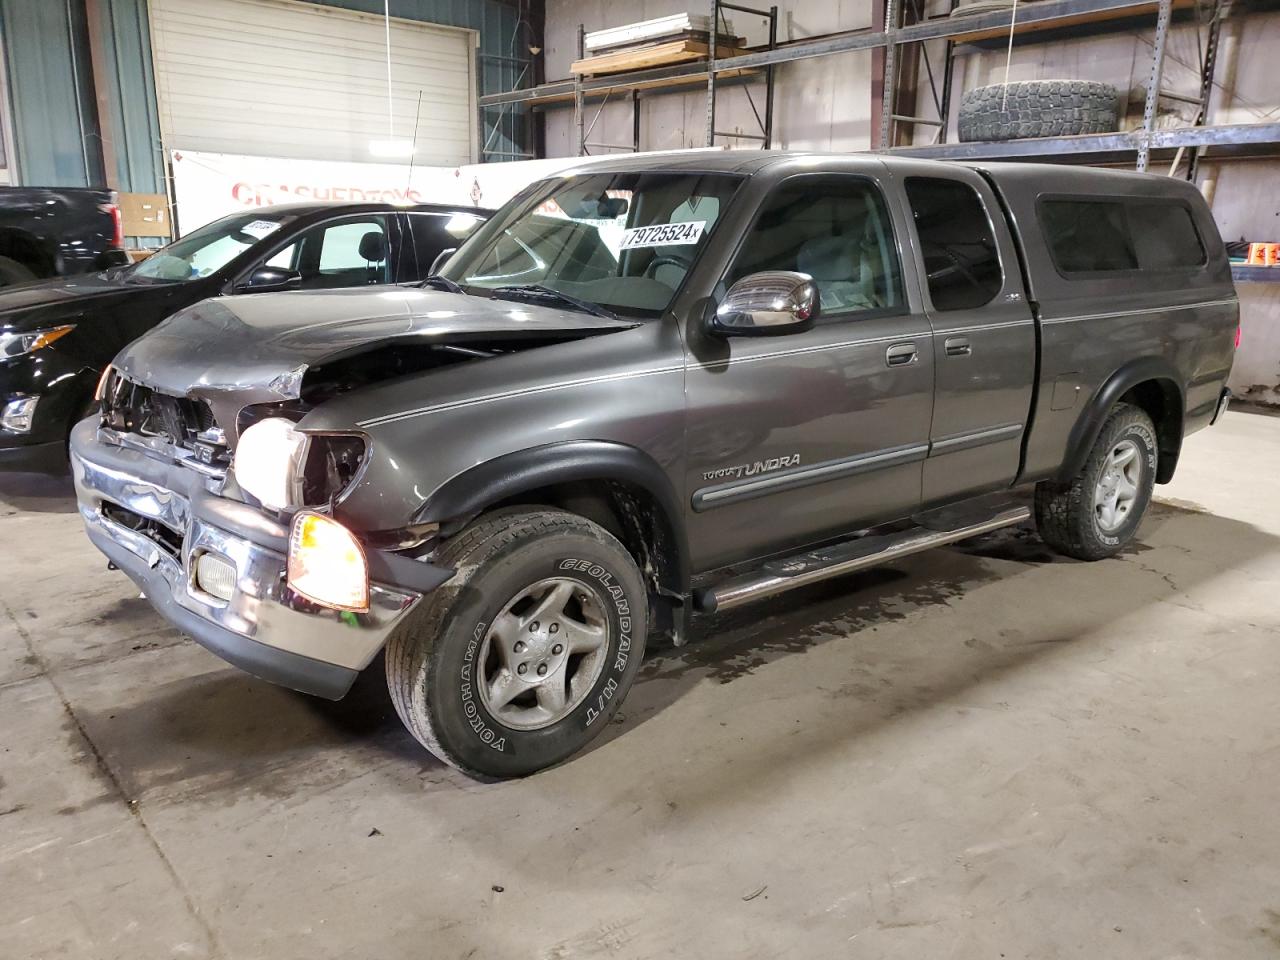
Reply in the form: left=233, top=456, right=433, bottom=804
left=368, top=139, right=415, bottom=159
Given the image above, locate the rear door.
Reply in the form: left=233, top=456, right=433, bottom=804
left=900, top=171, right=1036, bottom=504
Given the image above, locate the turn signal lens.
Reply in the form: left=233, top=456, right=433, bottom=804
left=287, top=512, right=369, bottom=612
left=0, top=324, right=75, bottom=360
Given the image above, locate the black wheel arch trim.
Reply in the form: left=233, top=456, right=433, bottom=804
left=415, top=440, right=690, bottom=593
left=1057, top=357, right=1185, bottom=484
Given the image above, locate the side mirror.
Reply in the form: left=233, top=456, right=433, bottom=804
left=709, top=271, right=818, bottom=337
left=234, top=266, right=301, bottom=293
left=428, top=248, right=458, bottom=276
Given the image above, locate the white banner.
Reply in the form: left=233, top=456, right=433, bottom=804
left=169, top=148, right=726, bottom=236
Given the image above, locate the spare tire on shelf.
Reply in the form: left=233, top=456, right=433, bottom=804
left=957, top=80, right=1121, bottom=142
left=949, top=0, right=1019, bottom=15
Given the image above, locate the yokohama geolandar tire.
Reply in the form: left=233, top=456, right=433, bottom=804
left=958, top=80, right=1120, bottom=142
left=386, top=508, right=647, bottom=779
left=1034, top=403, right=1158, bottom=561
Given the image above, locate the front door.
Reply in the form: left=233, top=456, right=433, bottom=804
left=899, top=171, right=1037, bottom=505
left=682, top=172, right=936, bottom=573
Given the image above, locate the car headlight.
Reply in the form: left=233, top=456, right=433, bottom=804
left=0, top=325, right=75, bottom=360
left=288, top=511, right=369, bottom=612
left=233, top=417, right=308, bottom=510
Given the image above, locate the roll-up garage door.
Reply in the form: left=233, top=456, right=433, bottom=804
left=149, top=0, right=476, bottom=165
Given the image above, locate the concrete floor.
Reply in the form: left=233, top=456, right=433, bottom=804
left=3, top=410, right=1280, bottom=959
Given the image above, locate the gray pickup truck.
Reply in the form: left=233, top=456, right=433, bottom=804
left=70, top=152, right=1237, bottom=778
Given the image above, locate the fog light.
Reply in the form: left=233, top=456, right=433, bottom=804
left=287, top=512, right=369, bottom=612
left=194, top=552, right=236, bottom=602
left=1, top=396, right=38, bottom=433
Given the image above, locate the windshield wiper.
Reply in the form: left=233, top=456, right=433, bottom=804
left=490, top=284, right=617, bottom=321
left=420, top=274, right=465, bottom=294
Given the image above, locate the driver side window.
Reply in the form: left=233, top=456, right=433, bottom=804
left=257, top=216, right=392, bottom=291
left=728, top=176, right=904, bottom=319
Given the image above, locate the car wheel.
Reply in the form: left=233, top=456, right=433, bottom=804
left=0, top=255, right=37, bottom=287
left=386, top=507, right=647, bottom=779
left=1034, top=403, right=1157, bottom=561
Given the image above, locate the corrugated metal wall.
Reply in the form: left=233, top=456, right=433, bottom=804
left=0, top=0, right=530, bottom=191
left=1, top=0, right=104, bottom=187
left=93, top=0, right=164, bottom=193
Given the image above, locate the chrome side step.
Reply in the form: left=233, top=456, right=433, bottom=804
left=694, top=505, right=1031, bottom=614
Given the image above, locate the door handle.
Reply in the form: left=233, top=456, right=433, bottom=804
left=945, top=336, right=972, bottom=357
left=885, top=342, right=918, bottom=367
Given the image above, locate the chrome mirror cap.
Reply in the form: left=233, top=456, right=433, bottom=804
left=711, top=270, right=818, bottom=337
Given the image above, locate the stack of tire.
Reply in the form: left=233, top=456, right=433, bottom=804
left=949, top=0, right=1122, bottom=143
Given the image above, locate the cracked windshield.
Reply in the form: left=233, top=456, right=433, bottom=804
left=441, top=171, right=742, bottom=317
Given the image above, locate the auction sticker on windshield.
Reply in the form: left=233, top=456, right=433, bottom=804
left=241, top=220, right=282, bottom=240
left=619, top=220, right=706, bottom=250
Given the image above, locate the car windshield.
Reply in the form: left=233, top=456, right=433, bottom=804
left=129, top=211, right=294, bottom=283
left=440, top=171, right=743, bottom=318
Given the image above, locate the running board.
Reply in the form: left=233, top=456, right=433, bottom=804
left=694, top=505, right=1031, bottom=614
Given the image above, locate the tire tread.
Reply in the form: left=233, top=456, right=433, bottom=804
left=386, top=508, right=633, bottom=777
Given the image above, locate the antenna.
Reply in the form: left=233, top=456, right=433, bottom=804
left=406, top=89, right=423, bottom=195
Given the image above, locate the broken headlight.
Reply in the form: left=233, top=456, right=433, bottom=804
left=233, top=417, right=366, bottom=511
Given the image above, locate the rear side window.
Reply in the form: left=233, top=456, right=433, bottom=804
left=904, top=177, right=1002, bottom=311
left=1040, top=200, right=1137, bottom=273
left=1039, top=197, right=1205, bottom=276
left=1128, top=202, right=1206, bottom=269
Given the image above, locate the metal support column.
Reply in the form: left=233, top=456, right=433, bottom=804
left=705, top=0, right=719, bottom=147
left=878, top=0, right=900, bottom=150
left=1187, top=0, right=1229, bottom=181
left=574, top=24, right=586, bottom=156
left=1136, top=0, right=1173, bottom=172
left=764, top=4, right=777, bottom=148
left=632, top=90, right=641, bottom=152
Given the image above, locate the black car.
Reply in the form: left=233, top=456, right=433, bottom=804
left=0, top=201, right=487, bottom=472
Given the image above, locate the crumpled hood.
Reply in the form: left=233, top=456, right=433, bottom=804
left=112, top=285, right=637, bottom=426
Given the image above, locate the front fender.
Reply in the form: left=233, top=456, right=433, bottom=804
left=416, top=440, right=689, bottom=588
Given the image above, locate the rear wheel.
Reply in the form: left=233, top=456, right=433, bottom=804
left=386, top=508, right=647, bottom=779
left=1035, top=403, right=1157, bottom=560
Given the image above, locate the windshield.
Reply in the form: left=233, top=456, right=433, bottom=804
left=130, top=212, right=294, bottom=282
left=441, top=171, right=743, bottom=317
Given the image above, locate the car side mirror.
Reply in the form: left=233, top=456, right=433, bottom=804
left=428, top=248, right=458, bottom=276
left=708, top=271, right=818, bottom=337
left=235, top=266, right=301, bottom=293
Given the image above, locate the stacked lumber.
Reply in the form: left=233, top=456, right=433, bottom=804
left=572, top=14, right=748, bottom=78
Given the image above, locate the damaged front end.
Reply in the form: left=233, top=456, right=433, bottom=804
left=71, top=288, right=635, bottom=698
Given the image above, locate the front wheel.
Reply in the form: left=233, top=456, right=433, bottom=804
left=0, top=255, right=36, bottom=287
left=386, top=508, right=647, bottom=779
left=1035, top=403, right=1158, bottom=561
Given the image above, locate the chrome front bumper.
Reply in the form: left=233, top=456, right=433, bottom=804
left=69, top=419, right=443, bottom=699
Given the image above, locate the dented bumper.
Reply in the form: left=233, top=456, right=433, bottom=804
left=69, top=418, right=449, bottom=699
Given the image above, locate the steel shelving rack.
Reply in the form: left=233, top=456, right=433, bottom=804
left=478, top=0, right=1280, bottom=279
left=480, top=0, right=1276, bottom=163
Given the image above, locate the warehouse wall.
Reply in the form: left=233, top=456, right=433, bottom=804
left=543, top=0, right=879, bottom=154
left=0, top=0, right=105, bottom=188
left=0, top=0, right=532, bottom=188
